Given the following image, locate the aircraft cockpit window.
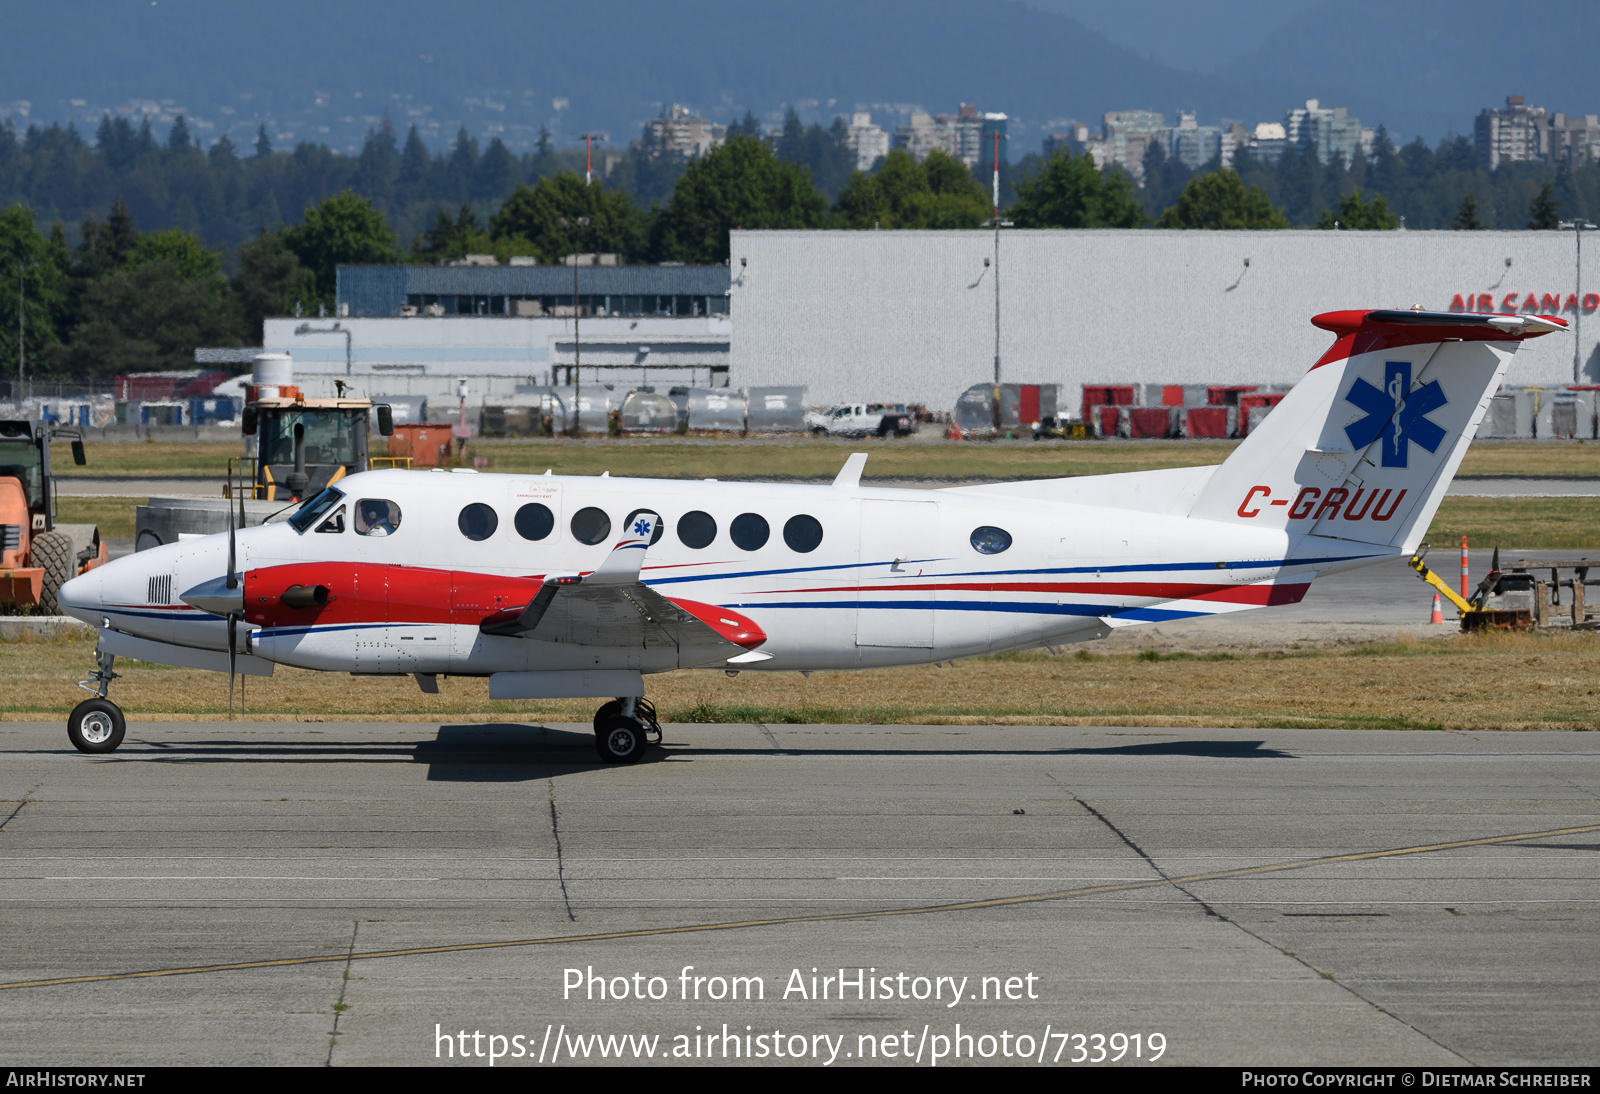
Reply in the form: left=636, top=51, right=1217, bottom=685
left=676, top=510, right=717, bottom=549
left=783, top=514, right=823, bottom=553
left=315, top=504, right=346, bottom=534
left=970, top=526, right=1012, bottom=555
left=570, top=507, right=611, bottom=545
left=288, top=488, right=344, bottom=534
left=458, top=503, right=499, bottom=541
left=356, top=499, right=401, bottom=536
left=514, top=503, right=555, bottom=541
left=730, top=513, right=770, bottom=551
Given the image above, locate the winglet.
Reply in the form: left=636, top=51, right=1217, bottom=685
left=587, top=510, right=660, bottom=585
left=833, top=453, right=869, bottom=488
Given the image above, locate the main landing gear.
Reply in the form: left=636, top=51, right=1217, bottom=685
left=68, top=647, right=125, bottom=753
left=591, top=697, right=662, bottom=764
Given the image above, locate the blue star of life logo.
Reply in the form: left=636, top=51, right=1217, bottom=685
left=1343, top=361, right=1447, bottom=468
left=632, top=518, right=653, bottom=536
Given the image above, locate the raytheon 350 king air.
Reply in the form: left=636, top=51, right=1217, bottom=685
left=56, top=308, right=1566, bottom=762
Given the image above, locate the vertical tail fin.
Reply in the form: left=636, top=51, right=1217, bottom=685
left=1189, top=310, right=1567, bottom=552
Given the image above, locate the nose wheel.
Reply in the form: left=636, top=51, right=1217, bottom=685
left=592, top=697, right=661, bottom=764
left=70, top=647, right=126, bottom=754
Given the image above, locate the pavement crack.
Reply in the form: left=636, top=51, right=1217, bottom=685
left=1049, top=775, right=1472, bottom=1066
left=548, top=779, right=576, bottom=922
left=0, top=783, right=44, bottom=834
left=325, top=920, right=359, bottom=1067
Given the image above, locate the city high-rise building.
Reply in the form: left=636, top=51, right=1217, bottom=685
left=843, top=112, right=890, bottom=172
left=1284, top=99, right=1370, bottom=165
left=1475, top=95, right=1551, bottom=170
left=892, top=111, right=955, bottom=160
left=636, top=104, right=725, bottom=159
left=1167, top=110, right=1222, bottom=170
left=1102, top=110, right=1165, bottom=183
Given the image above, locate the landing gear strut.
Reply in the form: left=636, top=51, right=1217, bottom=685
left=592, top=696, right=661, bottom=764
left=69, top=647, right=125, bottom=754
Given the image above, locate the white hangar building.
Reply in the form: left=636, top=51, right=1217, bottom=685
left=727, top=229, right=1600, bottom=409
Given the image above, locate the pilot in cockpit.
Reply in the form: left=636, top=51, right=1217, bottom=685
left=357, top=499, right=399, bottom=537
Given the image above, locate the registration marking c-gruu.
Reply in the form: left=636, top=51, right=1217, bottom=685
left=3, top=821, right=1596, bottom=992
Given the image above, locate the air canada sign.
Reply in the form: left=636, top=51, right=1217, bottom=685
left=1450, top=292, right=1599, bottom=313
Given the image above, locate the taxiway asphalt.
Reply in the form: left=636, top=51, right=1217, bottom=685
left=0, top=720, right=1596, bottom=1067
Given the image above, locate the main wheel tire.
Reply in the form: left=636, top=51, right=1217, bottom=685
left=68, top=698, right=125, bottom=754
left=32, top=530, right=74, bottom=614
left=594, top=715, right=647, bottom=764
left=593, top=699, right=623, bottom=733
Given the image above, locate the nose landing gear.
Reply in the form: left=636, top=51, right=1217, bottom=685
left=69, top=647, right=125, bottom=753
left=592, top=696, right=661, bottom=764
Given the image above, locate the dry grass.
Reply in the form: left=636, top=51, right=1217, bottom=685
left=54, top=437, right=1600, bottom=483
left=5, top=629, right=1597, bottom=731
left=1425, top=496, right=1600, bottom=551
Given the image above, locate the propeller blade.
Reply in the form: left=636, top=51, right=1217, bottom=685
left=227, top=614, right=237, bottom=720
left=226, top=485, right=238, bottom=591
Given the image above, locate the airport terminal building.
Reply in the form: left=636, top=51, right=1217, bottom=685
left=262, top=231, right=1599, bottom=413
left=727, top=229, right=1600, bottom=408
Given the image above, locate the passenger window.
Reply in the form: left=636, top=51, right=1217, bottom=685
left=624, top=508, right=666, bottom=545
left=458, top=503, right=499, bottom=541
left=783, top=514, right=823, bottom=553
left=677, top=510, right=717, bottom=549
left=970, top=526, right=1012, bottom=554
left=315, top=504, right=346, bottom=534
left=730, top=512, right=769, bottom=551
left=514, top=502, right=555, bottom=541
left=355, top=499, right=401, bottom=537
left=570, top=506, right=611, bottom=545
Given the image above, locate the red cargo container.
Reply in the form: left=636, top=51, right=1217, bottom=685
left=1184, top=406, right=1234, bottom=438
left=1126, top=407, right=1176, bottom=438
left=1236, top=392, right=1285, bottom=437
left=387, top=424, right=452, bottom=468
left=1080, top=385, right=1135, bottom=424
left=1206, top=384, right=1258, bottom=406
left=1090, top=406, right=1121, bottom=437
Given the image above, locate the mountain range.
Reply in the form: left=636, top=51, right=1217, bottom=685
left=2, top=0, right=1594, bottom=156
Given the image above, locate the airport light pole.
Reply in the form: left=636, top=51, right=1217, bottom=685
left=575, top=132, right=604, bottom=186
left=987, top=130, right=1012, bottom=428
left=1559, top=219, right=1597, bottom=383
left=557, top=216, right=591, bottom=436
left=17, top=259, right=36, bottom=397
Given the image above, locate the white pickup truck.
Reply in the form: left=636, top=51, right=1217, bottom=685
left=805, top=403, right=917, bottom=438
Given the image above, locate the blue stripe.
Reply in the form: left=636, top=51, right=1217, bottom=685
left=1113, top=607, right=1210, bottom=622
left=647, top=552, right=1380, bottom=588
left=737, top=600, right=1124, bottom=618
left=259, top=622, right=392, bottom=638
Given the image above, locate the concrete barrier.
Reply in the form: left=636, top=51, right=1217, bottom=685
left=0, top=616, right=94, bottom=641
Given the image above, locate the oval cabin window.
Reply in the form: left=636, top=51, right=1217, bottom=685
left=570, top=507, right=612, bottom=546
left=730, top=513, right=770, bottom=551
left=458, top=503, right=499, bottom=541
left=970, top=526, right=1012, bottom=555
left=514, top=503, right=555, bottom=541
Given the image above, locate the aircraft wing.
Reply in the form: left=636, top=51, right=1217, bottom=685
left=476, top=511, right=767, bottom=661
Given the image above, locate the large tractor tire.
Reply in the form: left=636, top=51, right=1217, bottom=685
left=31, top=530, right=75, bottom=614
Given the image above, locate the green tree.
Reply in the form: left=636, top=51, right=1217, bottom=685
left=834, top=148, right=991, bottom=229
left=1155, top=169, right=1288, bottom=229
left=233, top=231, right=315, bottom=343
left=1315, top=190, right=1399, bottom=229
left=1527, top=179, right=1561, bottom=229
left=652, top=135, right=830, bottom=263
left=281, top=190, right=400, bottom=304
left=488, top=174, right=648, bottom=264
left=1006, top=151, right=1146, bottom=228
left=55, top=261, right=242, bottom=384
left=1451, top=192, right=1484, bottom=230
left=0, top=204, right=68, bottom=378
left=128, top=228, right=223, bottom=280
